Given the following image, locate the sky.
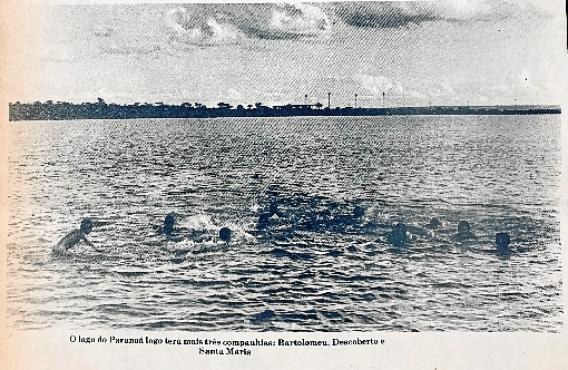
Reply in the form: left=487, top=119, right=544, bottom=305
left=6, top=0, right=567, bottom=107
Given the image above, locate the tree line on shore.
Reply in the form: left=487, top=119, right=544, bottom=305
left=8, top=98, right=560, bottom=121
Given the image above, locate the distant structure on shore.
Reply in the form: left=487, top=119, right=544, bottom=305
left=8, top=98, right=561, bottom=121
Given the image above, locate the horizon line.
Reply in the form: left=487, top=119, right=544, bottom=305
left=8, top=99, right=562, bottom=109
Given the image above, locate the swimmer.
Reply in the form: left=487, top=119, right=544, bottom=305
left=353, top=205, right=365, bottom=219
left=268, top=201, right=278, bottom=216
left=163, top=213, right=176, bottom=236
left=157, top=213, right=184, bottom=242
left=257, top=212, right=271, bottom=230
left=267, top=198, right=285, bottom=218
left=258, top=198, right=287, bottom=232
left=455, top=221, right=476, bottom=241
left=495, top=232, right=511, bottom=255
left=191, top=226, right=234, bottom=254
left=388, top=223, right=408, bottom=248
left=53, top=218, right=100, bottom=254
left=257, top=199, right=283, bottom=231
left=218, top=227, right=232, bottom=243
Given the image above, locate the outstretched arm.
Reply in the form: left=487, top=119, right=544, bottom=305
left=82, top=235, right=102, bottom=252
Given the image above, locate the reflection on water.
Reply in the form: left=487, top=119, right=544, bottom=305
left=6, top=115, right=562, bottom=331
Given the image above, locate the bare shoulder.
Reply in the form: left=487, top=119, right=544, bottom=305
left=55, top=229, right=82, bottom=249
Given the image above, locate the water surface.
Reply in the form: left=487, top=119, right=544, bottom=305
left=7, top=115, right=563, bottom=331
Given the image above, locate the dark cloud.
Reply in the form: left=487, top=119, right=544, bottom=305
left=333, top=1, right=557, bottom=29
left=334, top=2, right=438, bottom=29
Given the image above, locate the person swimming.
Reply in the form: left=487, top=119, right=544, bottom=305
left=353, top=205, right=365, bottom=219
left=268, top=200, right=279, bottom=217
left=157, top=213, right=184, bottom=242
left=163, top=213, right=176, bottom=236
left=190, top=226, right=237, bottom=254
left=495, top=232, right=511, bottom=255
left=455, top=221, right=476, bottom=241
left=257, top=198, right=286, bottom=232
left=388, top=223, right=408, bottom=248
left=218, top=227, right=232, bottom=243
left=257, top=212, right=271, bottom=231
left=53, top=217, right=99, bottom=254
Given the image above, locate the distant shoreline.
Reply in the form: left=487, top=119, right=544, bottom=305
left=8, top=101, right=561, bottom=121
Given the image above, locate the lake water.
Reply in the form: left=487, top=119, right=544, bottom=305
left=6, top=115, right=563, bottom=331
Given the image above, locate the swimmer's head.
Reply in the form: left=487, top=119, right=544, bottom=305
left=268, top=200, right=278, bottom=216
left=353, top=205, right=365, bottom=219
left=163, top=213, right=176, bottom=235
left=428, top=218, right=441, bottom=228
left=457, top=221, right=471, bottom=235
left=257, top=213, right=270, bottom=230
left=390, top=223, right=407, bottom=247
left=495, top=232, right=511, bottom=250
left=80, top=218, right=93, bottom=234
left=219, top=227, right=232, bottom=243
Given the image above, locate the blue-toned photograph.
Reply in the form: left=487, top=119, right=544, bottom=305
left=6, top=1, right=564, bottom=332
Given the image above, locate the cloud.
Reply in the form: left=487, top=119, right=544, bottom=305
left=334, top=0, right=557, bottom=29
left=355, top=73, right=421, bottom=97
left=335, top=2, right=437, bottom=29
left=354, top=73, right=457, bottom=103
left=354, top=73, right=426, bottom=99
left=430, top=0, right=493, bottom=21
left=166, top=3, right=331, bottom=45
left=266, top=3, right=332, bottom=39
left=166, top=6, right=245, bottom=45
left=354, top=73, right=395, bottom=95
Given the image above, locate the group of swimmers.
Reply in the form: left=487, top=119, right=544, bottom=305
left=387, top=219, right=512, bottom=255
left=53, top=205, right=513, bottom=256
left=53, top=213, right=233, bottom=255
left=257, top=197, right=513, bottom=255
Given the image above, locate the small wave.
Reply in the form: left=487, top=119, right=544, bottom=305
left=320, top=310, right=342, bottom=320
left=359, top=293, right=376, bottom=301
left=192, top=279, right=229, bottom=288
left=267, top=248, right=314, bottom=261
left=145, top=320, right=188, bottom=329
left=326, top=250, right=343, bottom=257
left=279, top=310, right=319, bottom=322
left=431, top=281, right=473, bottom=289
left=114, top=270, right=150, bottom=277
left=437, top=198, right=519, bottom=211
left=90, top=302, right=134, bottom=314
